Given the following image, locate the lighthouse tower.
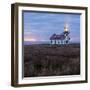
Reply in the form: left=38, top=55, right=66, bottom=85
left=64, top=23, right=69, bottom=35
left=63, top=23, right=70, bottom=44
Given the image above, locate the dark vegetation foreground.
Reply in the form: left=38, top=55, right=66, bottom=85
left=24, top=44, right=80, bottom=77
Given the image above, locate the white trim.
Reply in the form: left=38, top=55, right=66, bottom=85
left=18, top=6, right=86, bottom=84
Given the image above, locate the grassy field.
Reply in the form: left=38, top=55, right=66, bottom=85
left=24, top=44, right=80, bottom=77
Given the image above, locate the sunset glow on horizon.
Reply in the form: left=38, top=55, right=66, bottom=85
left=24, top=38, right=37, bottom=42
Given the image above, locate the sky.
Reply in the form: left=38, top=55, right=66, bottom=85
left=23, top=11, right=80, bottom=43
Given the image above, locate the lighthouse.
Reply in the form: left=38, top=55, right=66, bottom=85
left=64, top=23, right=69, bottom=35
left=63, top=23, right=70, bottom=44
left=49, top=23, right=70, bottom=45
